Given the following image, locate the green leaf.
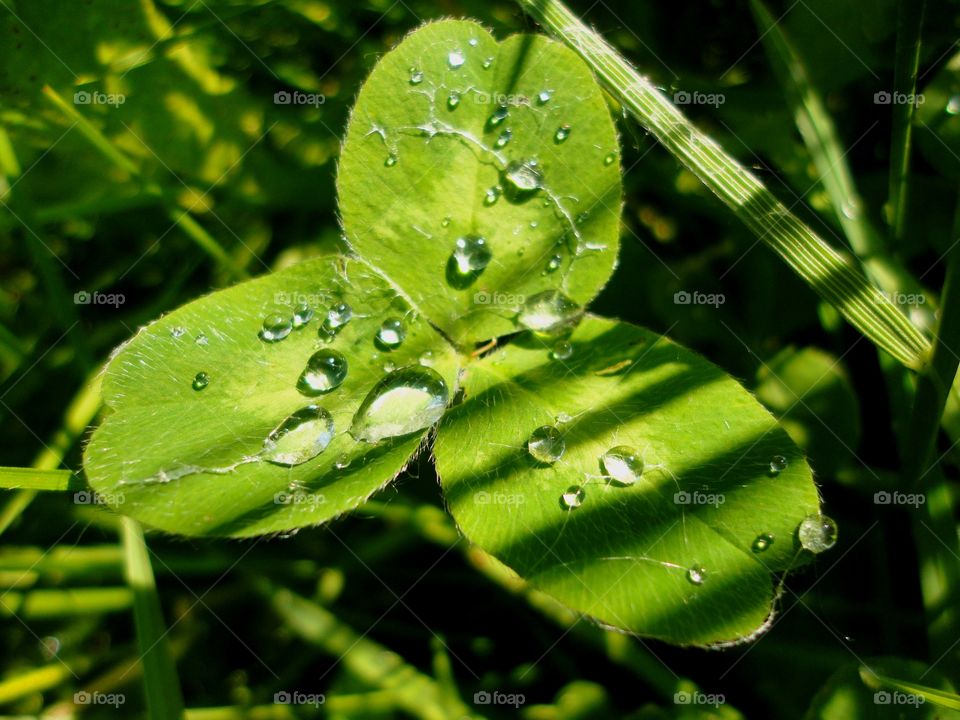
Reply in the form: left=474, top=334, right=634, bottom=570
left=434, top=315, right=821, bottom=646
left=83, top=255, right=459, bottom=537
left=338, top=19, right=621, bottom=345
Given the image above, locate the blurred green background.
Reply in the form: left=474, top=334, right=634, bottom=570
left=2, top=0, right=960, bottom=717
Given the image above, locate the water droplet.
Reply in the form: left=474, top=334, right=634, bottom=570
left=448, top=50, right=465, bottom=68
left=383, top=360, right=396, bottom=373
left=484, top=186, right=501, bottom=205
left=601, top=446, right=644, bottom=485
left=769, top=455, right=788, bottom=474
left=686, top=564, right=706, bottom=585
left=170, top=326, right=187, bottom=339
left=326, top=302, right=353, bottom=329
left=537, top=89, right=553, bottom=104
left=376, top=318, right=406, bottom=348
left=297, top=349, right=348, bottom=395
left=545, top=254, right=562, bottom=274
left=527, top=425, right=565, bottom=464
left=192, top=371, right=209, bottom=391
left=502, top=159, right=542, bottom=200
left=550, top=341, right=573, bottom=360
left=947, top=94, right=960, bottom=115
left=451, top=235, right=492, bottom=274
left=350, top=366, right=449, bottom=443
left=488, top=105, right=508, bottom=128
left=195, top=332, right=208, bottom=346
left=419, top=350, right=434, bottom=366
left=841, top=199, right=861, bottom=220
left=263, top=405, right=335, bottom=466
left=560, top=485, right=585, bottom=509
left=482, top=57, right=494, bottom=69
left=409, top=68, right=424, bottom=85
left=385, top=153, right=398, bottom=167
left=292, top=303, right=314, bottom=328
left=554, top=124, right=571, bottom=143
left=798, top=514, right=838, bottom=553
left=447, top=91, right=461, bottom=109
left=752, top=532, right=775, bottom=552
left=494, top=128, right=512, bottom=148
left=603, top=151, right=616, bottom=166
left=334, top=453, right=351, bottom=469
left=441, top=216, right=451, bottom=227
left=260, top=314, right=292, bottom=342
left=518, top=290, right=581, bottom=334
left=468, top=37, right=479, bottom=47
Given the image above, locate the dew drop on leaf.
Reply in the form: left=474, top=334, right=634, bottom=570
left=560, top=485, right=585, bottom=509
left=769, top=454, right=788, bottom=474
left=544, top=254, right=562, bottom=274
left=518, top=290, right=581, bottom=334
left=482, top=56, right=494, bottom=69
left=292, top=303, right=314, bottom=328
left=752, top=532, right=775, bottom=552
left=297, top=349, right=348, bottom=395
left=527, top=425, right=565, bottom=464
left=686, top=564, right=706, bottom=585
left=195, top=332, right=208, bottom=346
left=601, top=446, right=644, bottom=485
left=487, top=105, right=508, bottom=128
left=376, top=318, right=406, bottom=348
left=484, top=186, right=501, bottom=206
left=603, top=151, right=617, bottom=166
left=550, top=341, right=573, bottom=360
left=495, top=129, right=512, bottom=148
left=419, top=350, right=434, bottom=366
left=326, top=302, right=353, bottom=330
left=170, top=326, right=187, bottom=339
left=350, top=366, right=449, bottom=443
left=798, top=514, right=837, bottom=553
left=409, top=68, right=424, bottom=85
left=262, top=405, right=335, bottom=466
left=502, top=159, right=542, bottom=200
left=192, top=371, right=209, bottom=391
left=537, top=89, right=553, bottom=104
left=554, top=124, right=571, bottom=143
left=260, top=314, right=293, bottom=342
left=451, top=235, right=492, bottom=275
left=947, top=94, right=960, bottom=115
left=447, top=50, right=465, bottom=68
left=447, top=91, right=461, bottom=109
left=385, top=153, right=398, bottom=167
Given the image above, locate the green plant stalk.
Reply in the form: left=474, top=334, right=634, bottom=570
left=902, top=191, right=960, bottom=671
left=888, top=0, right=926, bottom=243
left=0, top=663, right=81, bottom=705
left=0, top=587, right=133, bottom=618
left=860, top=666, right=960, bottom=710
left=121, top=517, right=186, bottom=720
left=515, top=0, right=930, bottom=370
left=0, top=467, right=81, bottom=491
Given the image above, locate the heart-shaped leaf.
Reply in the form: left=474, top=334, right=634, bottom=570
left=338, top=19, right=621, bottom=345
left=434, top=316, right=821, bottom=646
left=83, top=256, right=459, bottom=537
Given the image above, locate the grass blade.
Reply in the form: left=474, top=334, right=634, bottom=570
left=0, top=467, right=81, bottom=491
left=515, top=0, right=931, bottom=370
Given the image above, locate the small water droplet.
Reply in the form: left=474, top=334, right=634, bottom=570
left=603, top=151, right=616, bottom=166
left=947, top=94, right=960, bottom=115
left=488, top=105, right=508, bottom=128
left=195, top=332, right=208, bottom=346
left=527, top=425, right=565, bottom=464
left=769, top=455, right=788, bottom=474
left=537, top=89, right=553, bottom=104
left=482, top=56, right=494, bottom=69
left=544, top=254, right=562, bottom=274
left=554, top=124, right=571, bottom=143
left=451, top=235, right=492, bottom=274
left=484, top=186, right=501, bottom=205
left=419, top=350, right=434, bottom=366
left=518, top=290, right=581, bottom=334
left=297, top=349, right=348, bottom=395
left=326, top=302, right=353, bottom=330
left=448, top=50, right=465, bottom=69
left=560, top=485, right=585, bottom=509
left=550, top=341, right=573, bottom=360
left=334, top=453, right=351, bottom=469
left=263, top=405, right=335, bottom=466
left=170, top=326, right=187, bottom=339
left=447, top=91, right=461, bottom=109
left=350, top=366, right=449, bottom=443
left=601, top=445, right=644, bottom=485
left=376, top=318, right=406, bottom=348
left=752, top=532, right=775, bottom=552
left=385, top=153, right=398, bottom=167
left=383, top=360, right=396, bottom=373
left=409, top=68, right=424, bottom=85
left=502, top=159, right=542, bottom=200
left=798, top=514, right=837, bottom=553
left=686, top=564, right=706, bottom=585
left=441, top=216, right=451, bottom=228
left=468, top=37, right=479, bottom=47
left=260, top=314, right=293, bottom=342
left=192, top=371, right=209, bottom=391
left=292, top=303, right=314, bottom=328
left=494, top=128, right=512, bottom=148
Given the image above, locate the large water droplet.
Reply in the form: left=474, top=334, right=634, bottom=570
left=554, top=124, right=571, bottom=143
left=601, top=446, right=644, bottom=485
left=502, top=159, right=542, bottom=201
left=527, top=425, right=565, bottom=464
left=518, top=290, right=581, bottom=334
left=350, top=366, right=449, bottom=443
left=451, top=235, right=492, bottom=275
left=292, top=303, right=314, bottom=328
left=798, top=514, right=837, bottom=553
left=448, top=50, right=465, bottom=68
left=326, top=302, right=353, bottom=330
left=192, top=371, right=209, bottom=391
left=560, top=485, right=585, bottom=509
left=298, top=349, right=348, bottom=395
left=260, top=314, right=292, bottom=342
left=752, top=532, right=775, bottom=553
left=769, top=455, right=788, bottom=474
left=376, top=318, right=406, bottom=348
left=686, top=564, right=706, bottom=585
left=334, top=453, right=351, bottom=469
left=263, top=406, right=335, bottom=466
